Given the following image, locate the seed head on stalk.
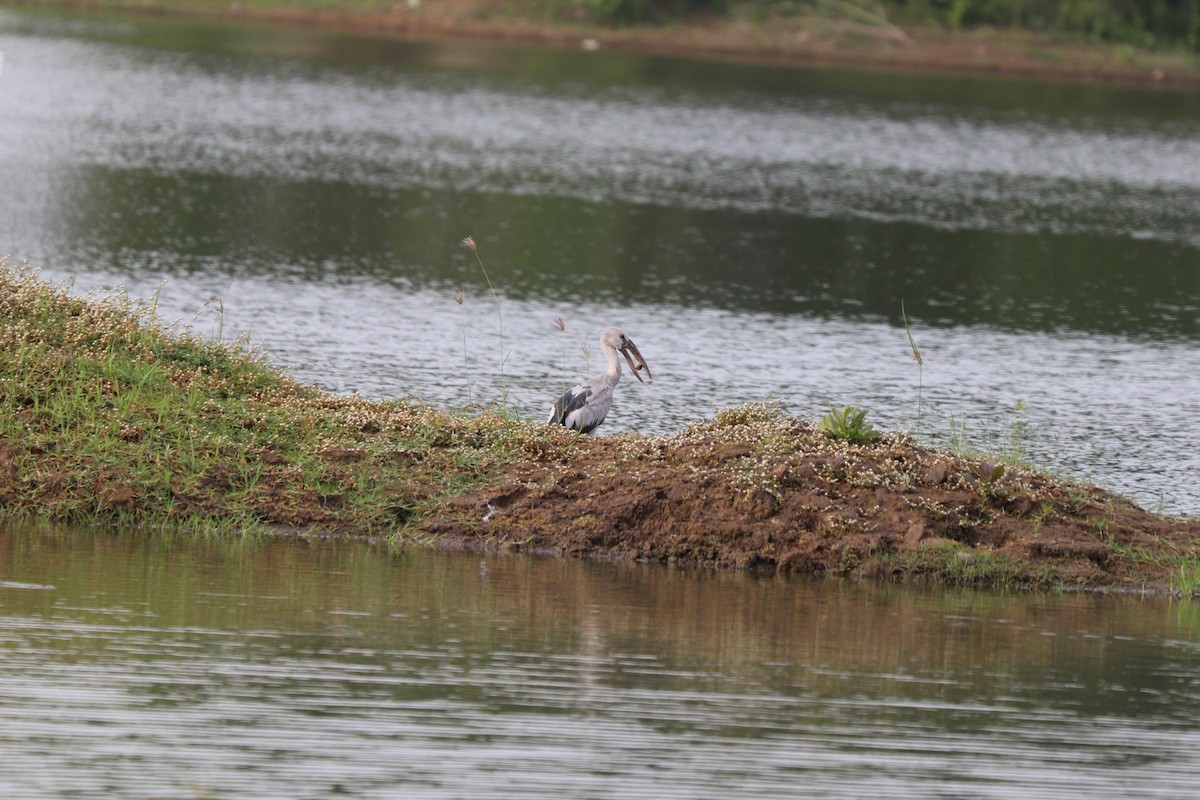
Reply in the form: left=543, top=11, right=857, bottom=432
left=462, top=235, right=507, bottom=407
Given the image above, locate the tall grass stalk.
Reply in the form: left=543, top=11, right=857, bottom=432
left=462, top=236, right=507, bottom=407
left=202, top=293, right=225, bottom=343
left=901, top=300, right=924, bottom=440
left=549, top=315, right=569, bottom=403
left=148, top=281, right=165, bottom=320
left=453, top=289, right=473, bottom=405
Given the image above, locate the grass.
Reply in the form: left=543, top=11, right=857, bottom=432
left=897, top=306, right=1032, bottom=472
left=1173, top=558, right=1200, bottom=598
left=879, top=540, right=1053, bottom=589
left=940, top=400, right=1031, bottom=467
left=0, top=261, right=573, bottom=536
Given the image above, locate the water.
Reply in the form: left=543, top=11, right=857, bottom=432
left=0, top=522, right=1197, bottom=799
left=5, top=16, right=1200, bottom=795
left=2, top=9, right=1199, bottom=512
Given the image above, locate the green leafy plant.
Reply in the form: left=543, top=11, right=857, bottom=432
left=970, top=458, right=1006, bottom=484
left=969, top=458, right=1010, bottom=501
left=820, top=405, right=880, bottom=445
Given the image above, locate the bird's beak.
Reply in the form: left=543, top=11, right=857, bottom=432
left=621, top=340, right=652, bottom=384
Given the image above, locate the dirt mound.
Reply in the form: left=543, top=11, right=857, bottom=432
left=428, top=406, right=1199, bottom=591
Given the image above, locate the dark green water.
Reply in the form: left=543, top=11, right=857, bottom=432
left=1, top=523, right=1199, bottom=798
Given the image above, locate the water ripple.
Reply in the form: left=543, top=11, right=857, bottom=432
left=5, top=19, right=1200, bottom=247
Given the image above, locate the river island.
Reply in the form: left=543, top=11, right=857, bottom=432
left=4, top=263, right=1198, bottom=594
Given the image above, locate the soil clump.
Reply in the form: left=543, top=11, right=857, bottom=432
left=427, top=406, right=1200, bottom=591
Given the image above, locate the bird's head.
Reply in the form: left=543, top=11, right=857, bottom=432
left=603, top=327, right=652, bottom=384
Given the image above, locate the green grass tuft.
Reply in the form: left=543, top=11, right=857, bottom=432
left=880, top=540, right=1053, bottom=589
left=1173, top=558, right=1200, bottom=598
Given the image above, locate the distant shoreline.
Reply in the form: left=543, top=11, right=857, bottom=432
left=7, top=0, right=1200, bottom=89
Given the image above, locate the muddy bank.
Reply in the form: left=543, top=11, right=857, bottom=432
left=10, top=0, right=1200, bottom=88
left=429, top=406, right=1200, bottom=592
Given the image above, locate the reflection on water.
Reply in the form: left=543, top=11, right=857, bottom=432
left=1, top=523, right=1199, bottom=798
left=1, top=8, right=1199, bottom=513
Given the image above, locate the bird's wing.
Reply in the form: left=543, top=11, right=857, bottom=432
left=549, top=379, right=615, bottom=434
left=549, top=385, right=592, bottom=426
left=566, top=382, right=614, bottom=434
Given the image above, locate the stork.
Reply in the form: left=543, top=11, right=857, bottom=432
left=548, top=327, right=651, bottom=434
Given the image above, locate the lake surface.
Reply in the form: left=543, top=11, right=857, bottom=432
left=1, top=522, right=1199, bottom=799
left=2, top=9, right=1199, bottom=513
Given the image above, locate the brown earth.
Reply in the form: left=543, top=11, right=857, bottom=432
left=425, top=407, right=1200, bottom=592
left=15, top=0, right=1200, bottom=89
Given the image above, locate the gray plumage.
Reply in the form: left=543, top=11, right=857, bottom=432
left=548, top=327, right=651, bottom=434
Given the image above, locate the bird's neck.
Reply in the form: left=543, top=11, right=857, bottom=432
left=603, top=344, right=622, bottom=384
